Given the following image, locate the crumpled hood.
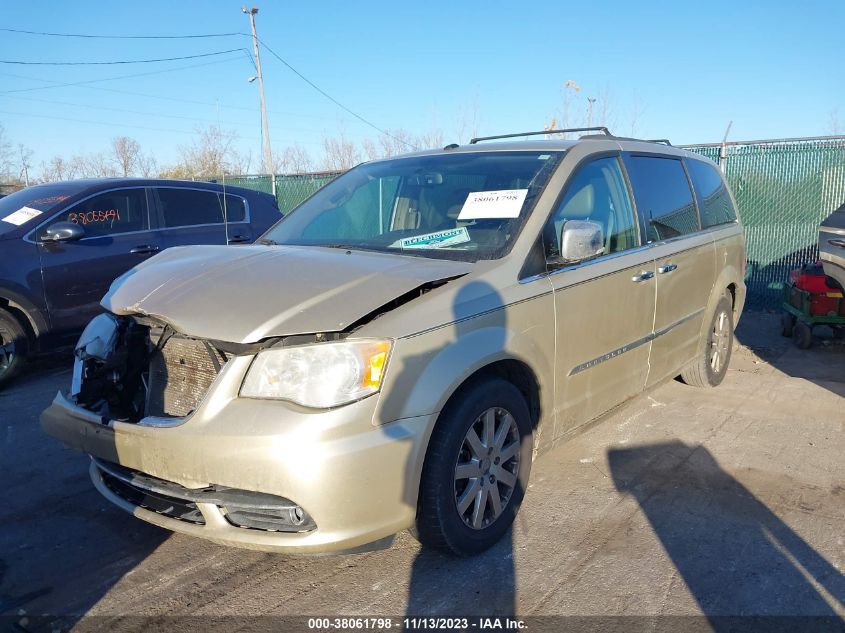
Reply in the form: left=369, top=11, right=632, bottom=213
left=102, top=244, right=472, bottom=343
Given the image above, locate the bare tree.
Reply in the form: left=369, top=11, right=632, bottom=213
left=829, top=109, right=842, bottom=135
left=628, top=94, right=646, bottom=137
left=40, top=156, right=76, bottom=182
left=321, top=134, right=362, bottom=172
left=0, top=124, right=13, bottom=181
left=454, top=96, right=482, bottom=144
left=275, top=144, right=313, bottom=174
left=161, top=125, right=251, bottom=179
left=111, top=136, right=142, bottom=177
left=17, top=144, right=34, bottom=186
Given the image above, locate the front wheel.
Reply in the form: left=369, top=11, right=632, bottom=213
left=680, top=293, right=734, bottom=388
left=415, top=377, right=533, bottom=556
left=0, top=308, right=27, bottom=388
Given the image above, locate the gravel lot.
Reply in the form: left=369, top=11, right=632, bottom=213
left=1, top=312, right=843, bottom=632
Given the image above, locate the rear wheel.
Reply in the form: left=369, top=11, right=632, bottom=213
left=680, top=293, right=734, bottom=388
left=781, top=312, right=796, bottom=337
left=415, top=377, right=533, bottom=556
left=792, top=321, right=813, bottom=349
left=0, top=309, right=27, bottom=387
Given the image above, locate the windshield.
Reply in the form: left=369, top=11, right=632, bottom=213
left=0, top=184, right=80, bottom=236
left=261, top=151, right=564, bottom=261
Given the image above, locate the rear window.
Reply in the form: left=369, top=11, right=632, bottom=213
left=157, top=188, right=223, bottom=228
left=627, top=156, right=700, bottom=241
left=687, top=159, right=737, bottom=228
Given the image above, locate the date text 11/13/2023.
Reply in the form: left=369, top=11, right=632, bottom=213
left=307, top=617, right=528, bottom=630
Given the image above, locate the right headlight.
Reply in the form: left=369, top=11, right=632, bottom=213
left=240, top=339, right=392, bottom=409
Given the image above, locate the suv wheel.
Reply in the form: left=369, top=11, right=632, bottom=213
left=415, top=377, right=533, bottom=556
left=680, top=293, right=733, bottom=388
left=0, top=309, right=27, bottom=387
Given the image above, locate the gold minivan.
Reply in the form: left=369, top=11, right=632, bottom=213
left=42, top=129, right=746, bottom=556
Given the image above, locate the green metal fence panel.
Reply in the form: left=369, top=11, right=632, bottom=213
left=206, top=173, right=341, bottom=215
left=685, top=139, right=845, bottom=309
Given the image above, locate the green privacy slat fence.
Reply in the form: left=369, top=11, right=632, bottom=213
left=214, top=135, right=845, bottom=310
left=208, top=173, right=340, bottom=214
left=685, top=138, right=845, bottom=308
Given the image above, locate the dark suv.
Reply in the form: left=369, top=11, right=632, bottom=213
left=0, top=178, right=280, bottom=384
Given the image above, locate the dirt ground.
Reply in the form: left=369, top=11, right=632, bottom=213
left=1, top=312, right=843, bottom=632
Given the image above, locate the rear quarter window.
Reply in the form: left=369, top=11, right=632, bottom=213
left=220, top=193, right=247, bottom=222
left=687, top=159, right=737, bottom=228
left=627, top=155, right=700, bottom=241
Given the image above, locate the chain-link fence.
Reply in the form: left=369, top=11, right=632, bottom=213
left=218, top=136, right=845, bottom=310
left=684, top=137, right=845, bottom=308
left=209, top=173, right=340, bottom=215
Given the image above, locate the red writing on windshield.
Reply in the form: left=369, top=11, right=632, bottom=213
left=69, top=209, right=121, bottom=225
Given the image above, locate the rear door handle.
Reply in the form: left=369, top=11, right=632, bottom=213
left=658, top=263, right=678, bottom=274
left=632, top=270, right=655, bottom=282
left=829, top=239, right=845, bottom=249
left=228, top=234, right=251, bottom=244
left=130, top=245, right=160, bottom=255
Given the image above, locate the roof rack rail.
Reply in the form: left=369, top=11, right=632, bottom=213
left=645, top=139, right=672, bottom=146
left=469, top=127, right=612, bottom=144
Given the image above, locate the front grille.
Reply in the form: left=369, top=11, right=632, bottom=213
left=146, top=334, right=227, bottom=418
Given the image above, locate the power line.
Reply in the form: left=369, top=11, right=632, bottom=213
left=0, top=48, right=250, bottom=66
left=0, top=93, right=335, bottom=135
left=255, top=36, right=417, bottom=150
left=0, top=55, right=249, bottom=94
left=0, top=27, right=245, bottom=39
left=0, top=68, right=326, bottom=120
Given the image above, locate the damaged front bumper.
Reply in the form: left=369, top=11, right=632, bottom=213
left=40, top=356, right=435, bottom=554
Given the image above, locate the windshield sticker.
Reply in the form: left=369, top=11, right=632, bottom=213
left=457, top=189, right=528, bottom=220
left=394, top=227, right=471, bottom=250
left=1, top=206, right=43, bottom=226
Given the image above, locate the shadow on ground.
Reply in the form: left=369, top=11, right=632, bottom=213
left=608, top=441, right=845, bottom=630
left=0, top=355, right=167, bottom=632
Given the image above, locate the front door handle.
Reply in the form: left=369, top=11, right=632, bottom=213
left=130, top=245, right=160, bottom=255
left=658, top=263, right=678, bottom=274
left=228, top=234, right=251, bottom=244
left=632, top=270, right=655, bottom=282
left=829, top=238, right=845, bottom=249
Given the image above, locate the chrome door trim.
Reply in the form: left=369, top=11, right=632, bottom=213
left=568, top=308, right=704, bottom=376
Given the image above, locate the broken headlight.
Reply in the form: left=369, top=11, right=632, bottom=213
left=240, top=339, right=391, bottom=408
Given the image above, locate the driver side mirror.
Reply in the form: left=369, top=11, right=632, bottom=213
left=559, top=220, right=604, bottom=263
left=42, top=221, right=85, bottom=243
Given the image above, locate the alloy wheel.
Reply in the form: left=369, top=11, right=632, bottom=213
left=710, top=310, right=730, bottom=373
left=453, top=406, right=521, bottom=530
left=0, top=334, right=14, bottom=374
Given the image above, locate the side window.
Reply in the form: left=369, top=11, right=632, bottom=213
left=543, top=156, right=639, bottom=261
left=687, top=159, right=737, bottom=228
left=157, top=188, right=224, bottom=228
left=53, top=188, right=148, bottom=238
left=219, top=194, right=247, bottom=222
left=627, top=156, right=699, bottom=241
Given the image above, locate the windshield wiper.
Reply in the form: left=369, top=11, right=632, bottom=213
left=257, top=238, right=278, bottom=245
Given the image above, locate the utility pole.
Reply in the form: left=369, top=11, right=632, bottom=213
left=243, top=6, right=273, bottom=175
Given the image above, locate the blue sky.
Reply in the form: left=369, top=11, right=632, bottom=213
left=0, top=0, right=843, bottom=173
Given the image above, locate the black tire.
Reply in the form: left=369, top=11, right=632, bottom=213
left=793, top=321, right=813, bottom=349
left=832, top=327, right=845, bottom=340
left=680, top=293, right=734, bottom=388
left=415, top=377, right=533, bottom=556
left=0, top=308, right=28, bottom=388
left=781, top=312, right=796, bottom=338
